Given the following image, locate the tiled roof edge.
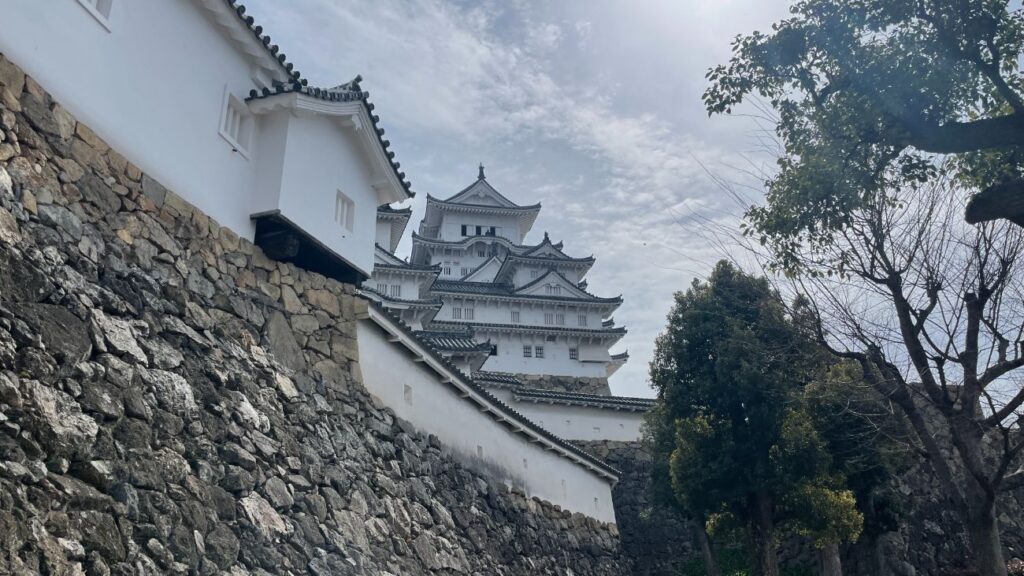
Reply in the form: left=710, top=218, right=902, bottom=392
left=246, top=81, right=414, bottom=198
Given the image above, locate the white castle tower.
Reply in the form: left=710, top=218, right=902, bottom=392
left=403, top=166, right=628, bottom=394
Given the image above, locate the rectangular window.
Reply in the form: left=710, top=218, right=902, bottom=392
left=442, top=262, right=452, bottom=275
left=530, top=270, right=539, bottom=279
left=475, top=225, right=484, bottom=235
left=569, top=348, right=578, bottom=360
left=334, top=190, right=355, bottom=232
left=535, top=346, right=545, bottom=358
left=523, top=345, right=532, bottom=358
left=477, top=246, right=487, bottom=258
left=460, top=267, right=469, bottom=276
left=78, top=0, right=113, bottom=31
left=376, top=283, right=387, bottom=294
left=461, top=225, right=469, bottom=236
left=452, top=307, right=462, bottom=319
left=555, top=313, right=565, bottom=326
left=219, top=91, right=253, bottom=158
left=578, top=314, right=588, bottom=326
left=465, top=308, right=475, bottom=320
left=489, top=345, right=498, bottom=356
left=511, top=310, right=520, bottom=323
left=390, top=285, right=401, bottom=298
left=544, top=312, right=554, bottom=325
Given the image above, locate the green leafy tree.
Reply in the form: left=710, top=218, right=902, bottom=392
left=647, top=262, right=862, bottom=576
left=704, top=0, right=1024, bottom=230
left=706, top=4, right=1024, bottom=573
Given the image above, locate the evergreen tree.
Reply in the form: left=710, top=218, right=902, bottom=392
left=647, top=262, right=862, bottom=576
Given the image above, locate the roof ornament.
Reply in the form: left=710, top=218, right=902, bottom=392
left=478, top=163, right=486, bottom=180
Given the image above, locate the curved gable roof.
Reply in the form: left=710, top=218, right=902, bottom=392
left=513, top=269, right=619, bottom=303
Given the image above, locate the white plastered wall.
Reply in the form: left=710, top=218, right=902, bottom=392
left=357, top=319, right=617, bottom=522
left=0, top=0, right=264, bottom=237
left=489, top=389, right=647, bottom=442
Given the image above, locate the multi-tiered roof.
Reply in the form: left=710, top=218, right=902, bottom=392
left=408, top=168, right=628, bottom=382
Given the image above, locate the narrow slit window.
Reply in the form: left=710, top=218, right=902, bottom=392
left=334, top=190, right=355, bottom=232
left=219, top=91, right=253, bottom=158
left=403, top=384, right=413, bottom=405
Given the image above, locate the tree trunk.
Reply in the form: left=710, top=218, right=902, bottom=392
left=819, top=542, right=843, bottom=576
left=694, top=520, right=721, bottom=576
left=965, top=477, right=1007, bottom=576
left=751, top=492, right=780, bottom=576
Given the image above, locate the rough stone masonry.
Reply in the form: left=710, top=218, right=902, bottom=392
left=0, top=53, right=628, bottom=575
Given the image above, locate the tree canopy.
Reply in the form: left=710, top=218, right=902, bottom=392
left=705, top=0, right=1024, bottom=236
left=647, top=261, right=863, bottom=576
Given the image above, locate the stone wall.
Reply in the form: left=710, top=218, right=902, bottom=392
left=0, top=53, right=628, bottom=575
left=513, top=373, right=611, bottom=395
left=576, top=440, right=694, bottom=576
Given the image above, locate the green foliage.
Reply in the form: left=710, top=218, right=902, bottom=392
left=646, top=261, right=865, bottom=571
left=705, top=0, right=1024, bottom=264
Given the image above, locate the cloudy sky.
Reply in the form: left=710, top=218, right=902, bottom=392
left=245, top=0, right=792, bottom=397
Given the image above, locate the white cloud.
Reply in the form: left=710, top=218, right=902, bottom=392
left=244, top=0, right=768, bottom=396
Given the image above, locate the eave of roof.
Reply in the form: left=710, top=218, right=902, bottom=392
left=217, top=1, right=302, bottom=82
left=511, top=388, right=655, bottom=412
left=410, top=233, right=541, bottom=254
left=430, top=280, right=622, bottom=306
left=360, top=288, right=443, bottom=309
left=358, top=299, right=620, bottom=480
left=425, top=194, right=541, bottom=213
left=378, top=205, right=413, bottom=216
left=429, top=320, right=627, bottom=338
left=247, top=81, right=413, bottom=200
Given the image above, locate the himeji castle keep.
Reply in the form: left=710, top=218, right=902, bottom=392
left=366, top=165, right=629, bottom=394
